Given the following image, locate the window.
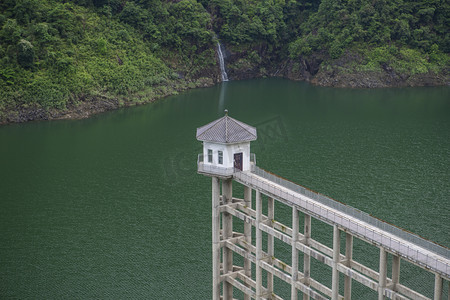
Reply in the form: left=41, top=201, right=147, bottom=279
left=208, top=149, right=213, bottom=163
left=218, top=151, right=223, bottom=164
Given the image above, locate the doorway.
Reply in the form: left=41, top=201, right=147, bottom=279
left=234, top=152, right=243, bottom=171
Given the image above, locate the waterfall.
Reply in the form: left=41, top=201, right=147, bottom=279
left=217, top=42, right=229, bottom=82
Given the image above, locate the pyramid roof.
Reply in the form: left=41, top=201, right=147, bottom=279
left=196, top=114, right=257, bottom=144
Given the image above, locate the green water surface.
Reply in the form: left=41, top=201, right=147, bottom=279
left=1, top=79, right=449, bottom=298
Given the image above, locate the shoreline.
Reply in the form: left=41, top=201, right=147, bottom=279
left=0, top=77, right=216, bottom=126
left=1, top=71, right=448, bottom=126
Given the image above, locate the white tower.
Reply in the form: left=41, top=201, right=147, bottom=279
left=196, top=111, right=257, bottom=300
left=196, top=110, right=257, bottom=177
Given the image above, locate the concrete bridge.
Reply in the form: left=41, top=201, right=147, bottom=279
left=196, top=113, right=449, bottom=300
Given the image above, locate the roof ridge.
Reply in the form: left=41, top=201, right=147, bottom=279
left=225, top=115, right=229, bottom=143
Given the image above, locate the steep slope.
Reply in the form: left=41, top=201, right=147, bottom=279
left=0, top=0, right=219, bottom=123
left=1, top=0, right=449, bottom=124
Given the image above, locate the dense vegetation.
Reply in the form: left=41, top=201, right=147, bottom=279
left=1, top=0, right=449, bottom=123
left=0, top=0, right=217, bottom=121
left=208, top=0, right=449, bottom=77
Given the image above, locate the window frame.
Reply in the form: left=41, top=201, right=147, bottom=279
left=208, top=149, right=213, bottom=163
left=218, top=150, right=223, bottom=165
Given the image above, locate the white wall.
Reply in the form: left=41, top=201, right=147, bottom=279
left=203, top=141, right=252, bottom=171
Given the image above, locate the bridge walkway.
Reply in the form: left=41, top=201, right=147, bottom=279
left=233, top=167, right=449, bottom=280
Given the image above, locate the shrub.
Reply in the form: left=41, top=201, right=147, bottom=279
left=0, top=19, right=22, bottom=44
left=96, top=38, right=107, bottom=55
left=17, top=39, right=35, bottom=68
left=27, top=76, right=69, bottom=109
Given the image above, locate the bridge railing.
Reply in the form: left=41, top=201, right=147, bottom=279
left=197, top=154, right=234, bottom=177
left=250, top=153, right=256, bottom=171
left=197, top=153, right=257, bottom=176
left=233, top=167, right=449, bottom=278
left=249, top=166, right=449, bottom=259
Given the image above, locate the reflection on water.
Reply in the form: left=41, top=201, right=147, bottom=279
left=218, top=81, right=228, bottom=116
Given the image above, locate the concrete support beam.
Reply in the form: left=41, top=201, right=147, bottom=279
left=222, top=179, right=233, bottom=300
left=303, top=214, right=311, bottom=300
left=332, top=225, right=341, bottom=300
left=267, top=197, right=275, bottom=296
left=378, top=248, right=387, bottom=300
left=212, top=177, right=221, bottom=300
left=223, top=200, right=439, bottom=300
left=292, top=207, right=299, bottom=300
left=225, top=274, right=256, bottom=298
left=243, top=186, right=252, bottom=300
left=209, top=173, right=447, bottom=300
left=255, top=190, right=263, bottom=299
left=392, top=254, right=400, bottom=292
left=434, top=273, right=442, bottom=300
left=344, top=233, right=353, bottom=300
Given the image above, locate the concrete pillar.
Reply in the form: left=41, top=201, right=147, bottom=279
left=303, top=214, right=311, bottom=300
left=212, top=177, right=221, bottom=300
left=291, top=207, right=299, bottom=300
left=255, top=190, right=263, bottom=299
left=434, top=273, right=442, bottom=300
left=378, top=248, right=387, bottom=300
left=267, top=197, right=274, bottom=296
left=332, top=225, right=340, bottom=300
left=222, top=179, right=233, bottom=299
left=344, top=233, right=353, bottom=300
left=243, top=186, right=252, bottom=300
left=392, top=254, right=400, bottom=292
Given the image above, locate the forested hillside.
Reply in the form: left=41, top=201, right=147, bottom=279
left=1, top=0, right=449, bottom=124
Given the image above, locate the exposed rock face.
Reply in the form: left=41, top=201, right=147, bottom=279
left=0, top=77, right=216, bottom=125
left=223, top=46, right=449, bottom=88
left=311, top=69, right=448, bottom=88
left=1, top=96, right=121, bottom=125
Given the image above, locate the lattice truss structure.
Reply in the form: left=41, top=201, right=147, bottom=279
left=211, top=177, right=449, bottom=300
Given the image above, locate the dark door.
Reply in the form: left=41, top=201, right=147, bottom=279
left=234, top=152, right=243, bottom=171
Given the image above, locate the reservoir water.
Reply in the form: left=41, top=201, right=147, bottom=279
left=0, top=78, right=449, bottom=298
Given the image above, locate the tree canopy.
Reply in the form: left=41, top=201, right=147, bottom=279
left=0, top=0, right=448, bottom=122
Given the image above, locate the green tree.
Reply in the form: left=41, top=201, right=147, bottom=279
left=17, top=39, right=34, bottom=68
